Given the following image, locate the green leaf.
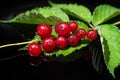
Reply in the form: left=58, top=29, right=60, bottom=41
left=99, top=24, right=120, bottom=77
left=92, top=5, right=120, bottom=25
left=44, top=47, right=85, bottom=63
left=57, top=43, right=88, bottom=56
left=49, top=1, right=92, bottom=23
left=44, top=40, right=89, bottom=62
left=0, top=7, right=69, bottom=25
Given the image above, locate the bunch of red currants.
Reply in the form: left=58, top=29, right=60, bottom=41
left=27, top=21, right=98, bottom=57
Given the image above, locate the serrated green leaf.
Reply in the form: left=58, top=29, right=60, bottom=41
left=92, top=5, right=120, bottom=25
left=0, top=7, right=69, bottom=25
left=56, top=43, right=88, bottom=56
left=44, top=47, right=85, bottom=63
left=99, top=24, right=120, bottom=77
left=49, top=1, right=92, bottom=23
left=44, top=40, right=89, bottom=62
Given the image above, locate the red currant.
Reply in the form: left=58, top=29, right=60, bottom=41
left=68, top=34, right=79, bottom=47
left=55, top=22, right=70, bottom=36
left=76, top=28, right=87, bottom=39
left=68, top=21, right=78, bottom=32
left=87, top=29, right=98, bottom=40
left=55, top=36, right=67, bottom=49
left=41, top=37, right=55, bottom=52
left=36, top=23, right=52, bottom=38
left=27, top=42, right=42, bottom=57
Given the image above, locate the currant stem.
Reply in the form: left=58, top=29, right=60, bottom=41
left=88, top=23, right=95, bottom=29
left=113, top=21, right=120, bottom=26
left=0, top=39, right=39, bottom=49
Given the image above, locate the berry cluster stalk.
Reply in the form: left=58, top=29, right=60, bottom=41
left=0, top=39, right=39, bottom=49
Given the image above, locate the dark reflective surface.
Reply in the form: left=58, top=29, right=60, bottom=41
left=0, top=0, right=119, bottom=80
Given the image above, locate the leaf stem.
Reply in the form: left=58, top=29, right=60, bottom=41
left=0, top=39, right=39, bottom=49
left=88, top=23, right=96, bottom=29
left=113, top=21, right=120, bottom=26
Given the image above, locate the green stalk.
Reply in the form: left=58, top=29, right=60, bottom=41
left=0, top=39, right=39, bottom=49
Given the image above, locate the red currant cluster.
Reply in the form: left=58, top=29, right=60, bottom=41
left=27, top=21, right=98, bottom=57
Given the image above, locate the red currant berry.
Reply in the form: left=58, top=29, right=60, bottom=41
left=68, top=21, right=78, bottom=32
left=42, top=37, right=55, bottom=52
left=87, top=29, right=98, bottom=40
left=55, top=36, right=67, bottom=49
left=27, top=42, right=42, bottom=57
left=36, top=23, right=52, bottom=38
left=76, top=28, right=87, bottom=39
left=55, top=22, right=70, bottom=36
left=68, top=34, right=79, bottom=47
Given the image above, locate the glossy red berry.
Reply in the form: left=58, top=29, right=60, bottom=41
left=55, top=36, right=67, bottom=49
left=27, top=42, right=42, bottom=57
left=68, top=34, right=79, bottom=47
left=42, top=37, right=55, bottom=52
left=68, top=21, right=78, bottom=32
left=76, top=28, right=87, bottom=39
left=55, top=22, right=70, bottom=36
left=36, top=23, right=52, bottom=38
left=87, top=29, right=98, bottom=40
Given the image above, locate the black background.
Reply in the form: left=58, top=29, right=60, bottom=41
left=0, top=0, right=120, bottom=80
